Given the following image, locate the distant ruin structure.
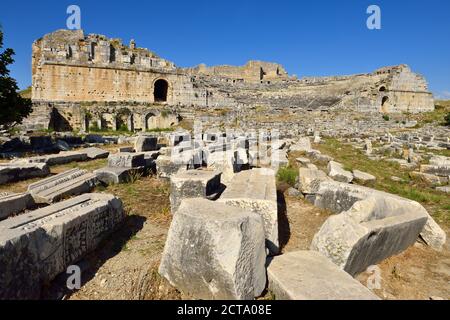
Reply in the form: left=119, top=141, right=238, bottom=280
left=26, top=29, right=435, bottom=132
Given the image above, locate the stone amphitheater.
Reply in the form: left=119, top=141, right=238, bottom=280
left=24, top=29, right=434, bottom=132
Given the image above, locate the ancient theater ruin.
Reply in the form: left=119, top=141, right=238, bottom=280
left=24, top=29, right=434, bottom=132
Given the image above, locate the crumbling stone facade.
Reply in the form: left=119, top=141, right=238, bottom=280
left=25, top=29, right=435, bottom=132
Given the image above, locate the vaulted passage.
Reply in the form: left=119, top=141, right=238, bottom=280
left=154, top=79, right=168, bottom=102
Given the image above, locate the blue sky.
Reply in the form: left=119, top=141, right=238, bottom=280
left=1, top=0, right=449, bottom=98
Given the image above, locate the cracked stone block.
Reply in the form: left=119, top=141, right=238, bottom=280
left=0, top=193, right=124, bottom=299
left=159, top=198, right=266, bottom=300
left=27, top=168, right=98, bottom=204
left=267, top=250, right=379, bottom=300
left=169, top=170, right=222, bottom=214
left=217, top=168, right=279, bottom=255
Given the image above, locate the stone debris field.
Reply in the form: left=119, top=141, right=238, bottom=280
left=0, top=123, right=448, bottom=300
left=0, top=28, right=448, bottom=301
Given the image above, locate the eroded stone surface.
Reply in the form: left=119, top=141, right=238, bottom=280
left=0, top=193, right=124, bottom=299
left=159, top=198, right=266, bottom=300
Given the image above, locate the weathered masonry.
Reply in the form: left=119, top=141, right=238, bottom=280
left=25, top=29, right=435, bottom=132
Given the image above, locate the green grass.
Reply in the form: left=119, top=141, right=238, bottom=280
left=276, top=166, right=298, bottom=187
left=314, top=138, right=450, bottom=227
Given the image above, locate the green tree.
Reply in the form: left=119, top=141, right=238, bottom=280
left=0, top=28, right=32, bottom=129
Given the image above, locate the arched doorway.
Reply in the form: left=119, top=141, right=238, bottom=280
left=381, top=96, right=390, bottom=113
left=154, top=79, right=168, bottom=102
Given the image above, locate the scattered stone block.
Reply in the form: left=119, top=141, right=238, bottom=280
left=169, top=170, right=222, bottom=214
left=107, top=152, right=145, bottom=168
left=159, top=198, right=266, bottom=300
left=436, top=186, right=450, bottom=193
left=83, top=147, right=109, bottom=159
left=0, top=193, right=124, bottom=299
left=311, top=181, right=446, bottom=251
left=0, top=192, right=34, bottom=220
left=27, top=168, right=98, bottom=204
left=298, top=167, right=330, bottom=194
left=267, top=251, right=379, bottom=300
left=134, top=135, right=158, bottom=152
left=217, top=168, right=279, bottom=255
left=94, top=166, right=145, bottom=185
left=420, top=164, right=450, bottom=177
left=155, top=155, right=188, bottom=179
left=12, top=151, right=88, bottom=166
left=55, top=139, right=71, bottom=151
left=311, top=196, right=428, bottom=276
left=289, top=137, right=311, bottom=152
left=327, top=161, right=353, bottom=183
left=352, top=169, right=376, bottom=184
left=0, top=163, right=50, bottom=184
left=410, top=171, right=448, bottom=185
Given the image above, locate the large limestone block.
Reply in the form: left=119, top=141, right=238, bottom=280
left=217, top=168, right=279, bottom=255
left=298, top=167, right=330, bottom=194
left=327, top=161, right=353, bottom=183
left=0, top=193, right=124, bottom=299
left=311, top=196, right=428, bottom=276
left=169, top=170, right=222, bottom=214
left=107, top=152, right=145, bottom=168
left=134, top=135, right=158, bottom=152
left=267, top=251, right=379, bottom=300
left=0, top=163, right=50, bottom=184
left=27, top=168, right=98, bottom=204
left=311, top=181, right=446, bottom=250
left=0, top=192, right=34, bottom=220
left=159, top=198, right=266, bottom=300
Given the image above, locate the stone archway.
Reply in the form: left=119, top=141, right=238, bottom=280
left=154, top=79, right=169, bottom=102
left=381, top=96, right=390, bottom=113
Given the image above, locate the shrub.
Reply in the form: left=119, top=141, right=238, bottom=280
left=277, top=166, right=298, bottom=187
left=382, top=114, right=390, bottom=121
left=445, top=112, right=450, bottom=126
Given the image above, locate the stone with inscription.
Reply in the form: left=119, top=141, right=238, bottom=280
left=0, top=193, right=124, bottom=299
